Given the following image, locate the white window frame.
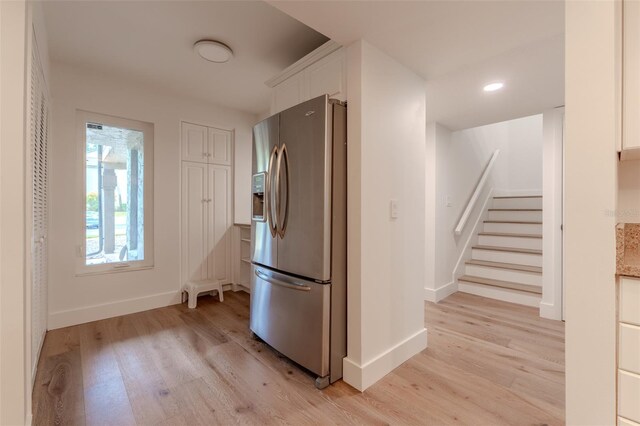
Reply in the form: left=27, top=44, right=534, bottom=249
left=75, top=110, right=154, bottom=275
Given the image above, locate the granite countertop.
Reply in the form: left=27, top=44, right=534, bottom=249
left=617, top=223, right=640, bottom=277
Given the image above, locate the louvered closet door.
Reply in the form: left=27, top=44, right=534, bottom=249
left=30, top=38, right=50, bottom=371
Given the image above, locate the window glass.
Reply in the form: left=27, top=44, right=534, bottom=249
left=85, top=123, right=144, bottom=265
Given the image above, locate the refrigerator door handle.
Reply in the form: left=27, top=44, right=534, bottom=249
left=267, top=145, right=278, bottom=238
left=255, top=268, right=311, bottom=292
left=276, top=143, right=290, bottom=239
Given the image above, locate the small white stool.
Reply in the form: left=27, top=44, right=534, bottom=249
left=185, top=280, right=224, bottom=309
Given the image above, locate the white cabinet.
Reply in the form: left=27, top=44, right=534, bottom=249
left=231, top=224, right=251, bottom=292
left=619, top=277, right=640, bottom=423
left=269, top=42, right=346, bottom=115
left=181, top=162, right=232, bottom=286
left=620, top=323, right=640, bottom=375
left=181, top=122, right=233, bottom=165
left=622, top=0, right=640, bottom=158
left=621, top=276, right=640, bottom=325
left=306, top=48, right=346, bottom=101
left=180, top=121, right=233, bottom=289
left=272, top=73, right=305, bottom=116
left=181, top=162, right=208, bottom=282
left=181, top=122, right=208, bottom=163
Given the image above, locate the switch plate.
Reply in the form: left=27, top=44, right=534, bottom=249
left=446, top=195, right=452, bottom=207
left=390, top=199, right=399, bottom=219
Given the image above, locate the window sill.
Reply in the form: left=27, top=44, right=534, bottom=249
left=75, top=264, right=154, bottom=277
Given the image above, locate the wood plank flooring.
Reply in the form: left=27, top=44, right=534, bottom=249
left=33, top=291, right=565, bottom=425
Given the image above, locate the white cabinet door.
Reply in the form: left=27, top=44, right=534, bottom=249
left=181, top=122, right=208, bottom=163
left=620, top=370, right=640, bottom=423
left=620, top=323, right=640, bottom=375
left=272, top=72, right=305, bottom=114
left=621, top=277, right=640, bottom=326
left=306, top=48, right=346, bottom=101
left=624, top=0, right=640, bottom=154
left=208, top=165, right=231, bottom=282
left=208, top=127, right=232, bottom=166
left=181, top=162, right=208, bottom=283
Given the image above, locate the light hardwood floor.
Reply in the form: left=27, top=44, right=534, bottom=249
left=33, top=291, right=565, bottom=425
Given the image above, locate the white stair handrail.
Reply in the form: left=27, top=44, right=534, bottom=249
left=454, top=149, right=500, bottom=236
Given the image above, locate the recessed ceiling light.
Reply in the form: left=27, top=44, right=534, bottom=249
left=194, top=40, right=233, bottom=63
left=483, top=82, right=504, bottom=92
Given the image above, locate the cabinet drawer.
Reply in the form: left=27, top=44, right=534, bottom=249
left=621, top=277, right=640, bottom=326
left=621, top=323, right=640, bottom=374
left=619, top=370, right=640, bottom=423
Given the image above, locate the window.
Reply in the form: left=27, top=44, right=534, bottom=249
left=77, top=111, right=153, bottom=273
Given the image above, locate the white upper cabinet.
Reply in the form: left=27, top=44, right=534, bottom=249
left=181, top=122, right=233, bottom=165
left=306, top=48, right=346, bottom=101
left=623, top=0, right=640, bottom=158
left=208, top=127, right=232, bottom=166
left=272, top=72, right=305, bottom=115
left=268, top=41, right=346, bottom=115
left=181, top=122, right=208, bottom=163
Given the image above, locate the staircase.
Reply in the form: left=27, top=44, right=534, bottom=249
left=457, top=195, right=543, bottom=307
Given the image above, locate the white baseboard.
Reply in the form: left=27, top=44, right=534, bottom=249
left=231, top=282, right=251, bottom=293
left=342, top=328, right=428, bottom=391
left=539, top=301, right=562, bottom=320
left=424, top=281, right=457, bottom=302
left=48, top=290, right=182, bottom=329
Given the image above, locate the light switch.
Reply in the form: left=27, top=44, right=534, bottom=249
left=446, top=196, right=452, bottom=207
left=390, top=199, right=399, bottom=219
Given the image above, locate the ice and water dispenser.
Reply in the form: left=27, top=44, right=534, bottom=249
left=252, top=173, right=266, bottom=221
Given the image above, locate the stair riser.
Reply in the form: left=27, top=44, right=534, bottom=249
left=458, top=282, right=541, bottom=307
left=483, top=222, right=542, bottom=234
left=478, top=235, right=542, bottom=250
left=472, top=249, right=542, bottom=267
left=464, top=265, right=542, bottom=286
left=488, top=210, right=543, bottom=222
left=492, top=198, right=542, bottom=209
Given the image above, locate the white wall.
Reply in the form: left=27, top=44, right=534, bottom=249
left=452, top=114, right=543, bottom=194
left=0, top=1, right=28, bottom=424
left=565, top=0, right=618, bottom=423
left=48, top=61, right=256, bottom=328
left=343, top=40, right=427, bottom=391
left=425, top=114, right=543, bottom=300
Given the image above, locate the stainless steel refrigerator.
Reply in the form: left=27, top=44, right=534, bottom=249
left=250, top=94, right=346, bottom=389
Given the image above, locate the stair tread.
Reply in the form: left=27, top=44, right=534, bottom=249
left=472, top=245, right=542, bottom=255
left=484, top=220, right=542, bottom=224
left=493, top=195, right=542, bottom=199
left=458, top=275, right=543, bottom=294
left=465, top=259, right=542, bottom=273
left=478, top=232, right=542, bottom=239
left=488, top=208, right=542, bottom=211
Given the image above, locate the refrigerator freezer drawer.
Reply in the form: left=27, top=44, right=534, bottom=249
left=250, top=265, right=330, bottom=377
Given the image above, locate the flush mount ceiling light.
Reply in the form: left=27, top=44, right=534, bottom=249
left=194, top=40, right=233, bottom=63
left=483, top=82, right=504, bottom=92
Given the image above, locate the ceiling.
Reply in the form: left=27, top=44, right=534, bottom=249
left=268, top=0, right=564, bottom=130
left=42, top=1, right=328, bottom=115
